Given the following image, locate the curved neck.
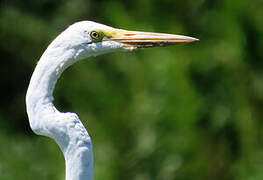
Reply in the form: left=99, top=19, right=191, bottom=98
left=26, top=46, right=94, bottom=180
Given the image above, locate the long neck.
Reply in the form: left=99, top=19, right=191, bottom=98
left=26, top=45, right=94, bottom=180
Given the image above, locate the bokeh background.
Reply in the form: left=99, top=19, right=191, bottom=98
left=0, top=0, right=263, bottom=179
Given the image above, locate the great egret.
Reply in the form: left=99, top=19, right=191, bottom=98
left=26, top=21, right=198, bottom=180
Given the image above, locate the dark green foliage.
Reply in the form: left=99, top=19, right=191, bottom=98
left=0, top=0, right=262, bottom=179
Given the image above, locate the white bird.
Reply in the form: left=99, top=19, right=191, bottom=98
left=26, top=21, right=198, bottom=180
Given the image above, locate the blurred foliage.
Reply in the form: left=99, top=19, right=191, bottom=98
left=0, top=0, right=263, bottom=179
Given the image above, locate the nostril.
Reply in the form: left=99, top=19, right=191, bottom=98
left=124, top=34, right=136, bottom=36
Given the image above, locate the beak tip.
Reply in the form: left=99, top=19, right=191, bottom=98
left=177, top=35, right=199, bottom=43
left=189, top=37, right=199, bottom=42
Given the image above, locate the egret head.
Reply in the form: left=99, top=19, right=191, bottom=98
left=50, top=21, right=198, bottom=60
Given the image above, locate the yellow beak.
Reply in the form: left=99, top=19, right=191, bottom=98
left=106, top=29, right=199, bottom=48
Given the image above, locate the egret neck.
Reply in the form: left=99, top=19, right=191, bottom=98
left=26, top=43, right=94, bottom=179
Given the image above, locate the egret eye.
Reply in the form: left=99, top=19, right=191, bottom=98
left=90, top=31, right=102, bottom=41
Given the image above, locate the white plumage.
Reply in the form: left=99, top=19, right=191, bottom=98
left=26, top=21, right=197, bottom=180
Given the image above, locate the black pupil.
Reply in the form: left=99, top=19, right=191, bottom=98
left=92, top=32, right=98, bottom=38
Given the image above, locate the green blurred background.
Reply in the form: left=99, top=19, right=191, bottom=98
left=0, top=0, right=263, bottom=179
